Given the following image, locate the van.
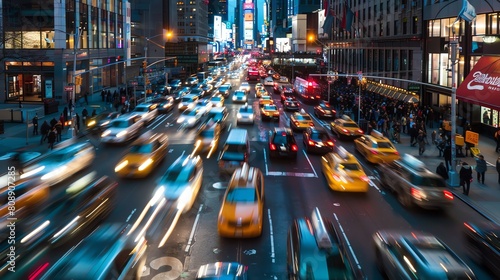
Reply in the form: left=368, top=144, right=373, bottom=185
left=218, top=129, right=250, bottom=174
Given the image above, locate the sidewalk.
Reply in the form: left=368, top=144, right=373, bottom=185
left=0, top=89, right=114, bottom=155
left=392, top=127, right=500, bottom=224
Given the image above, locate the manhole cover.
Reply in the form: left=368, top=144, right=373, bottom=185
left=212, top=182, right=226, bottom=189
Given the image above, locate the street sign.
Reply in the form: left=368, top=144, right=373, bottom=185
left=64, top=86, right=73, bottom=91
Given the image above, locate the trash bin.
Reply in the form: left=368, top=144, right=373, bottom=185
left=0, top=120, right=4, bottom=134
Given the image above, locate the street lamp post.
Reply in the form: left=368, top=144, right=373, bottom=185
left=143, top=32, right=167, bottom=97
left=448, top=30, right=460, bottom=187
left=68, top=28, right=82, bottom=138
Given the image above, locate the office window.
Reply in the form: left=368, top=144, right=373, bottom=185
left=412, top=16, right=418, bottom=34
left=394, top=20, right=399, bottom=36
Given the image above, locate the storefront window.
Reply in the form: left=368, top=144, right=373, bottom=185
left=472, top=14, right=486, bottom=35
left=481, top=107, right=493, bottom=126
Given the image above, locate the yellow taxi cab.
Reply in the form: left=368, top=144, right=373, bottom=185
left=354, top=130, right=400, bottom=164
left=321, top=146, right=370, bottom=192
left=330, top=115, right=364, bottom=140
left=0, top=179, right=49, bottom=218
left=255, top=83, right=264, bottom=92
left=114, top=132, right=169, bottom=178
left=218, top=163, right=264, bottom=238
left=260, top=104, right=280, bottom=121
left=259, top=95, right=274, bottom=107
left=255, top=88, right=268, bottom=98
left=290, top=109, right=314, bottom=131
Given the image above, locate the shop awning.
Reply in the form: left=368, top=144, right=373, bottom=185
left=366, top=83, right=419, bottom=103
left=457, top=56, right=500, bottom=110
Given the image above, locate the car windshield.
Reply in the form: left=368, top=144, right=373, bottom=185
left=111, top=120, right=130, bottom=128
left=311, top=132, right=330, bottom=141
left=240, top=107, right=253, bottom=113
left=220, top=86, right=229, bottom=91
left=225, top=144, right=246, bottom=153
left=273, top=133, right=293, bottom=145
left=235, top=92, right=245, bottom=96
left=182, top=110, right=198, bottom=117
left=226, top=188, right=257, bottom=203
left=377, top=141, right=395, bottom=149
left=207, top=112, right=223, bottom=120
left=339, top=163, right=361, bottom=171
left=410, top=175, right=446, bottom=188
left=211, top=97, right=221, bottom=102
left=130, top=143, right=153, bottom=153
left=264, top=105, right=277, bottom=111
left=134, top=107, right=148, bottom=112
left=343, top=123, right=359, bottom=128
left=199, top=130, right=214, bottom=137
left=162, top=167, right=189, bottom=183
left=181, top=97, right=194, bottom=102
left=296, top=115, right=312, bottom=121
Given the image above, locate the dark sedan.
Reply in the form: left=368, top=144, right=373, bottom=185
left=314, top=101, right=336, bottom=119
left=303, top=127, right=335, bottom=154
left=86, top=111, right=121, bottom=133
left=268, top=128, right=298, bottom=160
left=157, top=96, right=175, bottom=114
left=283, top=97, right=300, bottom=111
left=464, top=221, right=500, bottom=276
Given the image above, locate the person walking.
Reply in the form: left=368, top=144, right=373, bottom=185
left=75, top=113, right=81, bottom=133
left=32, top=114, right=39, bottom=135
left=496, top=156, right=500, bottom=184
left=47, top=128, right=56, bottom=150
left=444, top=144, right=452, bottom=171
left=418, top=130, right=426, bottom=155
left=475, top=154, right=487, bottom=184
left=82, top=107, right=88, bottom=126
left=459, top=162, right=473, bottom=195
left=84, top=91, right=89, bottom=105
left=40, top=120, right=50, bottom=144
left=436, top=162, right=449, bottom=181
left=54, top=120, right=62, bottom=142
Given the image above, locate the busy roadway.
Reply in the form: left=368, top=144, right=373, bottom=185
left=2, top=60, right=496, bottom=279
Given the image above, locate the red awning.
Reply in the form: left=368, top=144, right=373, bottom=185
left=457, top=56, right=500, bottom=109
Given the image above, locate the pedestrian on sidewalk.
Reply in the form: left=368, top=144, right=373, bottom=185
left=84, top=91, right=89, bottom=105
left=82, top=107, right=88, bottom=126
left=75, top=113, right=81, bottom=133
left=444, top=144, right=452, bottom=171
left=55, top=120, right=62, bottom=142
left=418, top=130, right=426, bottom=155
left=495, top=128, right=500, bottom=152
left=459, top=162, right=473, bottom=195
left=496, top=156, right=500, bottom=184
left=32, top=114, right=39, bottom=135
left=475, top=154, right=487, bottom=184
left=40, top=120, right=50, bottom=144
left=436, top=162, right=449, bottom=180
left=410, top=124, right=418, bottom=146
left=48, top=128, right=56, bottom=150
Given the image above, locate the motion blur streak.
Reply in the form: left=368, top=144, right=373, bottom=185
left=28, top=262, right=49, bottom=280
left=158, top=208, right=182, bottom=248
left=333, top=213, right=362, bottom=271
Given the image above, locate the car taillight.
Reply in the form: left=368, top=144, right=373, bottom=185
left=332, top=174, right=341, bottom=181
left=370, top=150, right=378, bottom=154
left=291, top=144, right=298, bottom=151
left=270, top=143, right=276, bottom=150
left=341, top=128, right=348, bottom=133
left=410, top=187, right=425, bottom=200
left=309, top=122, right=314, bottom=126
left=443, top=190, right=454, bottom=200
left=308, top=140, right=315, bottom=146
left=318, top=108, right=325, bottom=113
left=394, top=151, right=400, bottom=155
left=316, top=95, right=321, bottom=99
left=360, top=175, right=370, bottom=182
left=357, top=129, right=364, bottom=134
left=326, top=141, right=334, bottom=146
left=294, top=121, right=299, bottom=126
left=29, top=262, right=50, bottom=280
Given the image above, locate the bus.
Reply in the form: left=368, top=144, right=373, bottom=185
left=246, top=68, right=260, bottom=82
left=207, top=60, right=225, bottom=71
left=294, top=77, right=321, bottom=102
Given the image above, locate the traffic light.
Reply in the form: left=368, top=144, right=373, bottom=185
left=75, top=76, right=82, bottom=85
left=142, top=61, right=147, bottom=69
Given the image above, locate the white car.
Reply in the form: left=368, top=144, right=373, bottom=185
left=178, top=94, right=199, bottom=111
left=236, top=104, right=254, bottom=125
left=20, top=141, right=95, bottom=186
left=232, top=90, right=247, bottom=103
left=240, top=82, right=251, bottom=92
left=264, top=76, right=274, bottom=86
left=177, top=108, right=203, bottom=128
left=132, top=103, right=158, bottom=125
left=101, top=115, right=143, bottom=144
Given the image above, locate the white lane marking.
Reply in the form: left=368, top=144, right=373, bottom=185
left=227, top=123, right=232, bottom=132
left=147, top=114, right=166, bottom=129
left=150, top=114, right=172, bottom=130
left=267, top=209, right=276, bottom=263
left=266, top=171, right=316, bottom=178
left=263, top=149, right=269, bottom=176
left=302, top=150, right=319, bottom=178
left=125, top=208, right=137, bottom=222
left=185, top=204, right=204, bottom=253
left=333, top=213, right=363, bottom=272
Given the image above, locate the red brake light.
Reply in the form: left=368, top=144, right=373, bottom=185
left=370, top=150, right=378, bottom=155
left=325, top=103, right=330, bottom=107
left=291, top=144, right=298, bottom=151
left=360, top=175, right=370, bottom=182
left=357, top=129, right=364, bottom=134
left=270, top=143, right=276, bottom=151
left=309, top=122, right=315, bottom=126
left=341, top=128, right=348, bottom=133
left=443, top=190, right=454, bottom=200
left=294, top=121, right=299, bottom=126
left=318, top=108, right=325, bottom=113
left=308, top=140, right=315, bottom=146
left=410, top=187, right=424, bottom=200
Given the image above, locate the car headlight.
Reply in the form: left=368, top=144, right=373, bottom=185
left=177, top=117, right=185, bottom=123
left=116, top=130, right=128, bottom=138
left=115, top=160, right=129, bottom=172
left=41, top=166, right=67, bottom=181
left=100, top=120, right=110, bottom=127
left=163, top=103, right=169, bottom=108
left=87, top=120, right=96, bottom=127
left=249, top=114, right=254, bottom=119
left=138, top=158, right=153, bottom=171
left=188, top=118, right=196, bottom=124
left=232, top=96, right=237, bottom=101
left=177, top=187, right=194, bottom=211
left=178, top=103, right=183, bottom=108
left=237, top=113, right=242, bottom=118
left=101, top=129, right=111, bottom=137
left=242, top=96, right=247, bottom=101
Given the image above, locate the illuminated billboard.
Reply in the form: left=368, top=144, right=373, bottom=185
left=244, top=13, right=253, bottom=21
left=243, top=3, right=254, bottom=10
left=244, top=21, right=253, bottom=30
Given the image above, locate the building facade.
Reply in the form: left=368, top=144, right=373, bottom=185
left=1, top=0, right=128, bottom=104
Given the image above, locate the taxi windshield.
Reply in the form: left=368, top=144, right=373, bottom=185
left=343, top=123, right=358, bottom=128
left=311, top=132, right=330, bottom=141
left=130, top=143, right=153, bottom=153
left=340, top=163, right=361, bottom=171
left=296, top=115, right=312, bottom=121
left=226, top=188, right=257, bottom=203
left=377, top=142, right=394, bottom=149
left=111, top=120, right=130, bottom=128
left=199, top=130, right=214, bottom=137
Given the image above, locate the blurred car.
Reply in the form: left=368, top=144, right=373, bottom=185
left=178, top=93, right=199, bottom=111
left=330, top=115, right=364, bottom=139
left=290, top=109, right=314, bottom=131
left=260, top=104, right=280, bottom=121
left=354, top=130, right=400, bottom=164
left=373, top=230, right=476, bottom=279
left=131, top=102, right=158, bottom=125
left=214, top=77, right=225, bottom=88
left=209, top=95, right=225, bottom=107
left=463, top=221, right=500, bottom=275
left=283, top=97, right=300, bottom=111
left=172, top=86, right=191, bottom=102
left=200, top=83, right=214, bottom=97
left=155, top=155, right=203, bottom=213
left=287, top=207, right=362, bottom=280
left=206, top=106, right=229, bottom=129
left=190, top=88, right=206, bottom=99
left=204, top=76, right=214, bottom=85
left=229, top=72, right=240, bottom=79
left=264, top=76, right=274, bottom=86
left=321, top=147, right=370, bottom=192
left=218, top=83, right=232, bottom=98
left=268, top=128, right=298, bottom=160
left=20, top=141, right=95, bottom=186
left=218, top=164, right=264, bottom=238
left=303, top=127, right=335, bottom=154
left=255, top=88, right=268, bottom=98
left=169, top=79, right=182, bottom=90
left=240, top=82, right=251, bottom=92
left=272, top=72, right=281, bottom=80
left=0, top=179, right=49, bottom=219
left=237, top=104, right=254, bottom=125
left=279, top=76, right=289, bottom=83
left=194, top=121, right=221, bottom=157
left=378, top=154, right=454, bottom=209
left=177, top=108, right=204, bottom=128
left=185, top=76, right=199, bottom=86
left=86, top=111, right=121, bottom=133
left=101, top=114, right=143, bottom=144
left=114, top=133, right=169, bottom=178
left=232, top=90, right=247, bottom=103
left=194, top=99, right=213, bottom=115
left=314, top=101, right=336, bottom=119
left=157, top=96, right=175, bottom=114
left=196, top=262, right=248, bottom=280
left=274, top=83, right=293, bottom=96
left=259, top=95, right=274, bottom=107
left=254, top=83, right=264, bottom=92
left=40, top=223, right=147, bottom=280
left=218, top=129, right=250, bottom=175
